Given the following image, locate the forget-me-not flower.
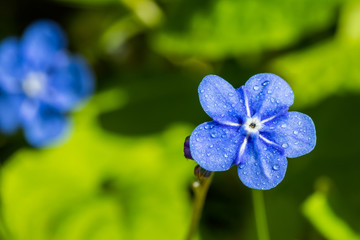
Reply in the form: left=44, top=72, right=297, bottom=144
left=189, top=74, right=316, bottom=190
left=0, top=20, right=94, bottom=147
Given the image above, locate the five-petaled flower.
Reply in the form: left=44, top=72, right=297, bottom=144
left=0, top=20, right=94, bottom=147
left=189, top=74, right=316, bottom=190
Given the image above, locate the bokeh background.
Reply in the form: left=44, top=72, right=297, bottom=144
left=0, top=0, right=360, bottom=239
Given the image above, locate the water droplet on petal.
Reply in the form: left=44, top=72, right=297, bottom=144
left=211, top=133, right=217, bottom=138
left=282, top=143, right=288, bottom=148
left=224, top=153, right=228, bottom=158
left=228, top=93, right=234, bottom=96
left=239, top=163, right=245, bottom=169
left=272, top=164, right=280, bottom=171
left=262, top=81, right=269, bottom=86
left=207, top=153, right=211, bottom=156
left=200, top=89, right=204, bottom=93
left=210, top=144, right=214, bottom=148
left=281, top=124, right=287, bottom=128
left=196, top=138, right=201, bottom=142
left=267, top=90, right=272, bottom=94
left=253, top=86, right=260, bottom=91
left=294, top=130, right=298, bottom=135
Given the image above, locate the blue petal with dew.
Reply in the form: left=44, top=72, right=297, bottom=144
left=190, top=121, right=244, bottom=171
left=243, top=73, right=294, bottom=120
left=199, top=75, right=247, bottom=125
left=238, top=137, right=287, bottom=190
left=261, top=111, right=316, bottom=158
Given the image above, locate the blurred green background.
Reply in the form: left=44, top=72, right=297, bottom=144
left=1, top=0, right=360, bottom=239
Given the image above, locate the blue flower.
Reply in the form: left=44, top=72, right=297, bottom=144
left=189, top=74, right=316, bottom=190
left=0, top=20, right=94, bottom=147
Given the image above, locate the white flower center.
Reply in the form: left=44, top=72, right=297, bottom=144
left=22, top=72, right=47, bottom=97
left=244, top=117, right=262, bottom=133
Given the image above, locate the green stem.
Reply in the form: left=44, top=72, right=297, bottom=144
left=186, top=173, right=214, bottom=240
left=252, top=189, right=270, bottom=240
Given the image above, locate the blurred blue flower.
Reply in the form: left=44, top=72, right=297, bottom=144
left=189, top=74, right=316, bottom=190
left=0, top=20, right=94, bottom=147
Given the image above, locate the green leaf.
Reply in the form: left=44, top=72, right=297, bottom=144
left=151, top=0, right=341, bottom=60
left=303, top=191, right=360, bottom=240
left=270, top=0, right=360, bottom=108
left=0, top=90, right=195, bottom=240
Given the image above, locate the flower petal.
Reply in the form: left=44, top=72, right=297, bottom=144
left=0, top=94, right=21, bottom=135
left=21, top=20, right=67, bottom=70
left=190, top=121, right=244, bottom=171
left=238, top=137, right=287, bottom=190
left=261, top=111, right=316, bottom=158
left=199, top=75, right=247, bottom=125
left=44, top=55, right=95, bottom=112
left=243, top=73, right=294, bottom=120
left=0, top=37, right=22, bottom=93
left=23, top=104, right=70, bottom=148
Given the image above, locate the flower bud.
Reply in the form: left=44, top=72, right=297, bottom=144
left=184, top=136, right=193, bottom=159
left=194, top=165, right=212, bottom=179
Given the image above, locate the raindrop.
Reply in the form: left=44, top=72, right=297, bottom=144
left=272, top=164, right=280, bottom=171
left=253, top=86, right=260, bottom=91
left=282, top=143, right=288, bottom=148
left=262, top=81, right=269, bottom=86
left=207, top=153, right=211, bottom=156
left=196, top=138, right=201, bottom=142
left=204, top=125, right=209, bottom=129
left=298, top=121, right=302, bottom=125
left=267, top=90, right=272, bottom=94
left=228, top=93, right=234, bottom=96
left=211, top=133, right=217, bottom=138
left=224, top=153, right=228, bottom=158
left=210, top=144, right=214, bottom=148
left=200, top=89, right=204, bottom=93
left=239, top=163, right=245, bottom=169
left=293, top=130, right=298, bottom=135
left=270, top=98, right=275, bottom=103
left=281, top=124, right=287, bottom=128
